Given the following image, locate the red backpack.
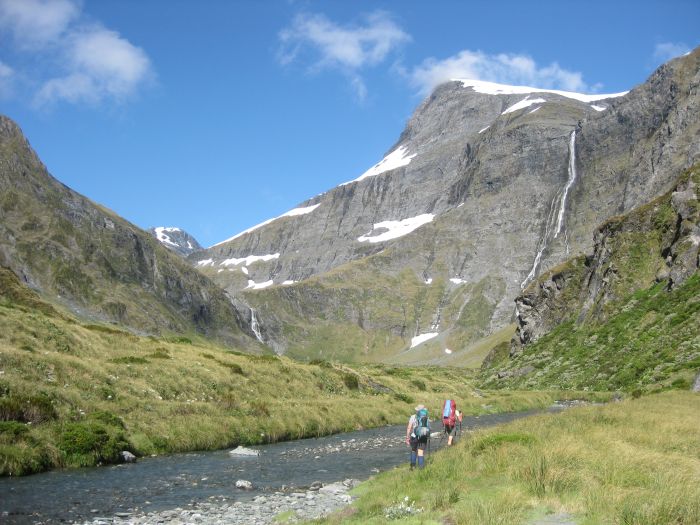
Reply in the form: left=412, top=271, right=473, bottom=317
left=442, top=399, right=456, bottom=427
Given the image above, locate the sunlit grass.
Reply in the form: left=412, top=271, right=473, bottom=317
left=0, top=295, right=583, bottom=476
left=315, top=391, right=700, bottom=524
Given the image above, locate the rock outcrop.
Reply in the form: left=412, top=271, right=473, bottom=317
left=511, top=165, right=699, bottom=354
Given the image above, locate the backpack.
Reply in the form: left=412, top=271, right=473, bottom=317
left=415, top=408, right=430, bottom=439
left=442, top=399, right=456, bottom=427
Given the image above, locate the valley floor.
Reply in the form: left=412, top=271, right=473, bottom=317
left=315, top=391, right=699, bottom=525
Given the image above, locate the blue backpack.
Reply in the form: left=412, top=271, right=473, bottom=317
left=415, top=408, right=430, bottom=439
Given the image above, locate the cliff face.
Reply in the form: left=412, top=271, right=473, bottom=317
left=512, top=165, right=699, bottom=353
left=480, top=164, right=700, bottom=391
left=193, top=49, right=699, bottom=360
left=0, top=116, right=258, bottom=348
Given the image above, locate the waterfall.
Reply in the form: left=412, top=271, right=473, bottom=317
left=555, top=130, right=577, bottom=238
left=521, top=194, right=559, bottom=289
left=521, top=129, right=578, bottom=289
left=250, top=308, right=264, bottom=343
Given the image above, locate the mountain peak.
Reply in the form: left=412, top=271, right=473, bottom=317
left=451, top=78, right=629, bottom=103
left=150, top=226, right=202, bottom=256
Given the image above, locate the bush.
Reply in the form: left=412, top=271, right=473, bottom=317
left=109, top=356, right=149, bottom=365
left=393, top=392, right=414, bottom=404
left=343, top=373, right=360, bottom=390
left=88, top=411, right=125, bottom=429
left=58, top=422, right=130, bottom=465
left=220, top=362, right=245, bottom=375
left=412, top=379, right=427, bottom=391
left=0, top=421, right=29, bottom=438
left=0, top=394, right=56, bottom=424
left=147, top=348, right=171, bottom=359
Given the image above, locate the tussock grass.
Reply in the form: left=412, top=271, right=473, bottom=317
left=316, top=391, right=700, bottom=524
left=0, top=293, right=574, bottom=476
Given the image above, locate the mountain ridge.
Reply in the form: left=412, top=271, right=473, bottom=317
left=192, top=48, right=699, bottom=360
left=0, top=116, right=259, bottom=348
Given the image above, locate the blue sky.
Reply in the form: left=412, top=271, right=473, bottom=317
left=0, top=0, right=697, bottom=248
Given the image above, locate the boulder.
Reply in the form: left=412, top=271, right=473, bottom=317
left=229, top=446, right=260, bottom=457
left=119, top=451, right=136, bottom=463
left=235, top=479, right=254, bottom=490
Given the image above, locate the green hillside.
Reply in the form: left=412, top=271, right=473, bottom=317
left=481, top=165, right=700, bottom=393
left=1, top=267, right=587, bottom=476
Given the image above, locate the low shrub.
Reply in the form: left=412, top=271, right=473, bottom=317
left=0, top=394, right=56, bottom=424
left=109, top=356, right=149, bottom=365
left=343, top=373, right=360, bottom=390
left=0, top=421, right=29, bottom=438
left=58, top=422, right=130, bottom=465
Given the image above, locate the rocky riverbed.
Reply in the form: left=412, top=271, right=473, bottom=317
left=77, top=479, right=360, bottom=525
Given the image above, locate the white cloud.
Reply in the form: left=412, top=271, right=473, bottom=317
left=36, top=26, right=152, bottom=106
left=0, top=60, right=13, bottom=97
left=0, top=0, right=79, bottom=48
left=0, top=0, right=153, bottom=108
left=278, top=11, right=410, bottom=99
left=653, top=42, right=690, bottom=63
left=408, top=49, right=592, bottom=96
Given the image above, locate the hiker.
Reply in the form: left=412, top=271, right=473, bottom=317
left=442, top=399, right=462, bottom=446
left=406, top=404, right=430, bottom=469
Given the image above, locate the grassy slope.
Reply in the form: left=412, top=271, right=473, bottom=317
left=244, top=244, right=505, bottom=365
left=481, top=273, right=700, bottom=392
left=481, top=165, right=700, bottom=393
left=317, top=391, right=700, bottom=525
left=0, top=270, right=589, bottom=476
left=0, top=117, right=251, bottom=346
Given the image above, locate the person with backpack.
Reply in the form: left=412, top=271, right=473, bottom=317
left=442, top=399, right=462, bottom=446
left=406, top=404, right=430, bottom=469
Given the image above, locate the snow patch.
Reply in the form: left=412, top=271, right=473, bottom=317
left=454, top=78, right=628, bottom=102
left=212, top=204, right=321, bottom=247
left=281, top=280, right=296, bottom=286
left=197, top=258, right=214, bottom=267
left=444, top=348, right=453, bottom=355
left=358, top=214, right=434, bottom=244
left=450, top=278, right=466, bottom=285
left=478, top=126, right=489, bottom=134
left=529, top=106, right=542, bottom=114
left=411, top=332, right=439, bottom=348
left=424, top=278, right=433, bottom=285
left=242, top=267, right=249, bottom=275
left=590, top=104, right=606, bottom=111
left=220, top=253, right=280, bottom=267
left=154, top=227, right=181, bottom=248
left=246, top=280, right=274, bottom=290
left=343, top=145, right=416, bottom=185
left=502, top=97, right=547, bottom=115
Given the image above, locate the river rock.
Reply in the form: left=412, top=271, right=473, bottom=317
left=235, top=479, right=254, bottom=490
left=229, top=446, right=260, bottom=457
left=119, top=451, right=136, bottom=463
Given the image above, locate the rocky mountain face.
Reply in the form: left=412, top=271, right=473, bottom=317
left=149, top=226, right=202, bottom=257
left=513, top=165, right=699, bottom=351
left=0, top=116, right=258, bottom=348
left=480, top=164, right=700, bottom=391
left=193, top=49, right=699, bottom=361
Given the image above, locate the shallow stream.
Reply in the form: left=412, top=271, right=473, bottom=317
left=0, top=408, right=560, bottom=524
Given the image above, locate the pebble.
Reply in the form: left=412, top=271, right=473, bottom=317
left=76, top=480, right=360, bottom=525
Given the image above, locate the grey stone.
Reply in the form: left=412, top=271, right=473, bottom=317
left=119, top=451, right=136, bottom=463
left=235, top=479, right=254, bottom=490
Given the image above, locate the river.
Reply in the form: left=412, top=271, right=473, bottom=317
left=0, top=408, right=563, bottom=524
